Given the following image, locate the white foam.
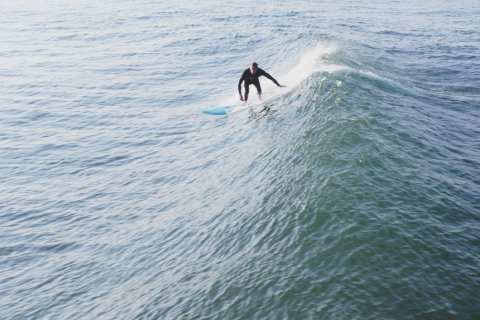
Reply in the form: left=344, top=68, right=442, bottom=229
left=279, top=43, right=338, bottom=88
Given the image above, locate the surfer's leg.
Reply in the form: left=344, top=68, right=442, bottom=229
left=244, top=82, right=250, bottom=102
left=254, top=80, right=262, bottom=101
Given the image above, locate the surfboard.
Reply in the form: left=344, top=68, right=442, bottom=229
left=202, top=90, right=286, bottom=116
left=202, top=105, right=241, bottom=115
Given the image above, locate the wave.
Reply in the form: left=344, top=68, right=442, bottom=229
left=219, top=42, right=345, bottom=107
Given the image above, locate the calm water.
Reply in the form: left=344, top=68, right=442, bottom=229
left=1, top=0, right=480, bottom=319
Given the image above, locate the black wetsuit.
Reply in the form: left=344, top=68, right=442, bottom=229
left=238, top=68, right=280, bottom=102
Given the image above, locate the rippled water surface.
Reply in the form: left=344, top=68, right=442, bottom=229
left=1, top=0, right=480, bottom=319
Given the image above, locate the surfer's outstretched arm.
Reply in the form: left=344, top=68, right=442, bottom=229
left=258, top=69, right=286, bottom=87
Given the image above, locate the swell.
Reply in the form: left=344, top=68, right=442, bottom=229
left=152, top=42, right=480, bottom=319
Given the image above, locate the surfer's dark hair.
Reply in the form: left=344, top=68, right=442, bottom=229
left=251, top=62, right=258, bottom=68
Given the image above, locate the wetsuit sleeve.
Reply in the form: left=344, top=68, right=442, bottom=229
left=238, top=70, right=247, bottom=94
left=259, top=68, right=280, bottom=86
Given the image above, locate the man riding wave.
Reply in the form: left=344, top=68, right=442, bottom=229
left=238, top=62, right=285, bottom=105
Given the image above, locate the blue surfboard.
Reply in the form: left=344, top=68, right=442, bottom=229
left=203, top=90, right=286, bottom=116
left=202, top=105, right=243, bottom=115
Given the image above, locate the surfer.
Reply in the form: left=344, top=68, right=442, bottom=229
left=238, top=62, right=285, bottom=105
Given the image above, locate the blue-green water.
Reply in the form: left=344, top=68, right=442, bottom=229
left=1, top=0, right=479, bottom=319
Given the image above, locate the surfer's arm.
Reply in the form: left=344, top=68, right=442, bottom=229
left=238, top=70, right=247, bottom=95
left=238, top=70, right=247, bottom=101
left=260, top=69, right=282, bottom=87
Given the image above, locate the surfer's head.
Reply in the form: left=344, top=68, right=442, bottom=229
left=250, top=62, right=258, bottom=74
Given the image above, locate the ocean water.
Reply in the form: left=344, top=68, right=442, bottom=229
left=1, top=0, right=480, bottom=319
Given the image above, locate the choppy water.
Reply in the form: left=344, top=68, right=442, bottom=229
left=1, top=0, right=480, bottom=319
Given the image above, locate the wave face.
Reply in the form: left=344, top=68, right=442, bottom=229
left=1, top=0, right=479, bottom=319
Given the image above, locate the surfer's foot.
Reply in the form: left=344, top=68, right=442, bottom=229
left=257, top=93, right=262, bottom=101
